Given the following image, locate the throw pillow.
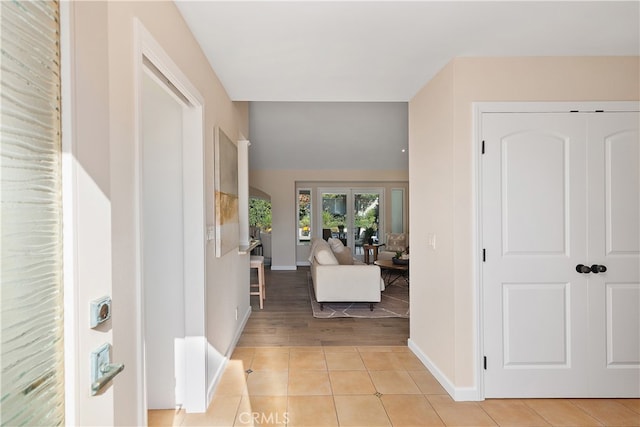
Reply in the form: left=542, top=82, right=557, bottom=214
left=314, top=245, right=339, bottom=265
left=327, top=237, right=354, bottom=265
left=334, top=247, right=354, bottom=265
left=327, top=237, right=344, bottom=252
left=308, top=237, right=321, bottom=263
left=385, top=233, right=407, bottom=253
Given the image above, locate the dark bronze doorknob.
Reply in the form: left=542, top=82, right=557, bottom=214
left=576, top=264, right=591, bottom=274
left=590, top=264, right=607, bottom=273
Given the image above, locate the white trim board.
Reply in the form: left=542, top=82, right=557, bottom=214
left=225, top=306, right=252, bottom=359
left=408, top=339, right=481, bottom=401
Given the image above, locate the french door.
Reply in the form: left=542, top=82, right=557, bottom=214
left=318, top=188, right=383, bottom=257
left=482, top=110, right=639, bottom=397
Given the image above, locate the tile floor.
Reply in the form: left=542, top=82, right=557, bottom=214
left=148, top=345, right=640, bottom=427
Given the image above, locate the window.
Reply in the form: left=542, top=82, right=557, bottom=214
left=391, top=188, right=404, bottom=233
left=249, top=197, right=272, bottom=237
left=298, top=189, right=311, bottom=244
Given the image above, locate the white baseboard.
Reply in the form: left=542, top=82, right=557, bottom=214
left=296, top=261, right=310, bottom=267
left=206, top=306, right=253, bottom=406
left=226, top=306, right=252, bottom=357
left=408, top=338, right=482, bottom=402
left=206, top=357, right=227, bottom=407
left=270, top=265, right=297, bottom=271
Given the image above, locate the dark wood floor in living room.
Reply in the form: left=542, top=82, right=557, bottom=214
left=237, top=267, right=409, bottom=347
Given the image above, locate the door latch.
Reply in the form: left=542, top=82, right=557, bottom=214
left=91, top=343, right=124, bottom=396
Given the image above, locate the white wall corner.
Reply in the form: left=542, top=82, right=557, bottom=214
left=408, top=339, right=482, bottom=402
left=184, top=336, right=208, bottom=413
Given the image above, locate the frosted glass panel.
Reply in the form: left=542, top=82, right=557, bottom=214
left=1, top=0, right=65, bottom=425
left=391, top=189, right=404, bottom=233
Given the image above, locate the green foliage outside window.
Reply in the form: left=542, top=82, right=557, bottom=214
left=299, top=191, right=311, bottom=230
left=354, top=194, right=379, bottom=230
left=249, top=198, right=272, bottom=231
left=322, top=210, right=346, bottom=229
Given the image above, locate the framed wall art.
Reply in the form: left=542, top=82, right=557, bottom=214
left=214, top=126, right=239, bottom=257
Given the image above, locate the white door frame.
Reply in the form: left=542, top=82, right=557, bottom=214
left=473, top=101, right=640, bottom=400
left=133, top=20, right=207, bottom=419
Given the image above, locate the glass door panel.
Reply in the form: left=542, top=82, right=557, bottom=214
left=1, top=0, right=65, bottom=424
left=320, top=192, right=348, bottom=245
left=391, top=188, right=404, bottom=233
left=353, top=192, right=381, bottom=256
left=318, top=188, right=384, bottom=259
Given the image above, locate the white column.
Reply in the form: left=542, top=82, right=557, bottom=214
left=237, top=139, right=251, bottom=248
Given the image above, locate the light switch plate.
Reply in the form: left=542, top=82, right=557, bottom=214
left=428, top=233, right=436, bottom=250
left=90, top=296, right=111, bottom=328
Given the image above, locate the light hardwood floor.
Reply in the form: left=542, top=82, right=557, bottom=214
left=238, top=267, right=409, bottom=347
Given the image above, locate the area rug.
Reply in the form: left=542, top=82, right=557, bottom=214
left=308, top=274, right=409, bottom=319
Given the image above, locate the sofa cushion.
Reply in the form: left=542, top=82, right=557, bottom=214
left=385, top=233, right=407, bottom=253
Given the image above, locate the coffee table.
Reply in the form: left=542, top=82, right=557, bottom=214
left=374, top=259, right=409, bottom=285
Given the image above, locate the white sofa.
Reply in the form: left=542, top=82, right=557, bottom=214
left=309, top=237, right=384, bottom=310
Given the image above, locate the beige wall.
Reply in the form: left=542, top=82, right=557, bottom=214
left=249, top=169, right=409, bottom=269
left=408, top=61, right=457, bottom=381
left=69, top=2, right=249, bottom=424
left=409, top=56, right=640, bottom=393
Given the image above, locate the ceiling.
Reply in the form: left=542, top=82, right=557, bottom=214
left=175, top=1, right=638, bottom=102
left=175, top=1, right=638, bottom=172
left=248, top=102, right=408, bottom=170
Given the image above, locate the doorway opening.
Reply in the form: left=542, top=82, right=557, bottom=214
left=249, top=196, right=272, bottom=265
left=141, top=67, right=187, bottom=409
left=135, top=23, right=206, bottom=418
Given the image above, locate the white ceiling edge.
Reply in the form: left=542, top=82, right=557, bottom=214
left=175, top=1, right=639, bottom=102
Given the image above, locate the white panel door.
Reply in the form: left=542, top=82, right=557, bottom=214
left=586, top=113, right=640, bottom=396
left=482, top=113, right=590, bottom=397
left=482, top=111, right=640, bottom=398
